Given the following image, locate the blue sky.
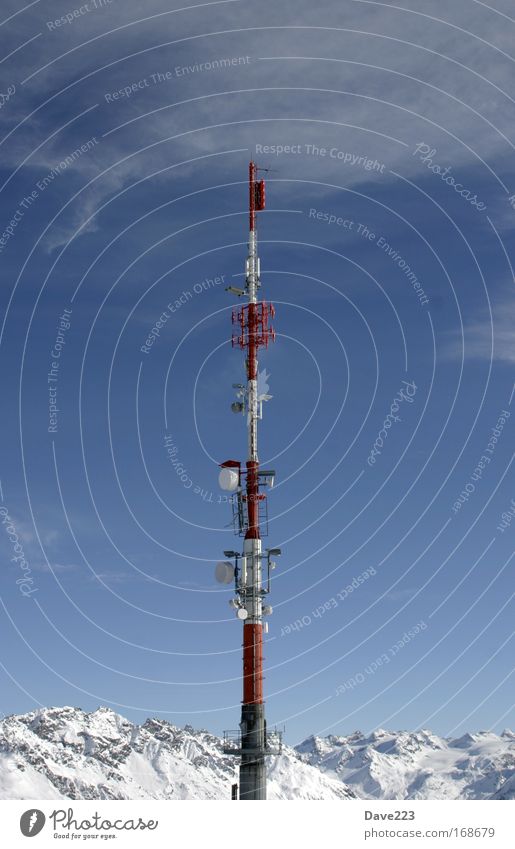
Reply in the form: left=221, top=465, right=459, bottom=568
left=0, top=0, right=513, bottom=744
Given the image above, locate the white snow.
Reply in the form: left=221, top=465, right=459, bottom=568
left=0, top=707, right=512, bottom=800
left=295, top=728, right=515, bottom=800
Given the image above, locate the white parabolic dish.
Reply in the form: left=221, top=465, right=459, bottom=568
left=215, top=561, right=235, bottom=584
left=218, top=467, right=239, bottom=491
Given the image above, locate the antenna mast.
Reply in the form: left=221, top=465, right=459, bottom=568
left=217, top=162, right=282, bottom=800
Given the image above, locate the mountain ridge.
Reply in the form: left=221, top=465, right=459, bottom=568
left=0, top=706, right=513, bottom=801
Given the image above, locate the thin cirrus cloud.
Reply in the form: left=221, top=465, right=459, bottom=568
left=1, top=0, right=514, bottom=253
left=440, top=291, right=515, bottom=364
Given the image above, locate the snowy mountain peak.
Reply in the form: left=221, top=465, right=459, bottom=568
left=0, top=707, right=513, bottom=801
left=292, top=727, right=515, bottom=800
left=0, top=707, right=354, bottom=801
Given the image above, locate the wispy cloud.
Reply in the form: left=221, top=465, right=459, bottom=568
left=33, top=561, right=79, bottom=573
left=440, top=287, right=515, bottom=364
left=88, top=569, right=151, bottom=584
left=1, top=0, right=514, bottom=250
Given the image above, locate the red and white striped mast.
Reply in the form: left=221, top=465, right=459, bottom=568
left=218, top=162, right=282, bottom=800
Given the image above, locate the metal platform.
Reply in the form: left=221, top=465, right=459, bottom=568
left=222, top=728, right=283, bottom=757
left=230, top=489, right=269, bottom=536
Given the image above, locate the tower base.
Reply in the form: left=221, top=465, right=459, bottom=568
left=238, top=702, right=266, bottom=800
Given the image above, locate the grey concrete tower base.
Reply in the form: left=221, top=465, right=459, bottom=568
left=238, top=703, right=266, bottom=800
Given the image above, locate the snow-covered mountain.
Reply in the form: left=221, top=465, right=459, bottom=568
left=0, top=707, right=353, bottom=800
left=296, top=728, right=515, bottom=800
left=0, top=707, right=513, bottom=800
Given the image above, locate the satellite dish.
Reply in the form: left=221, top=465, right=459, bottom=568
left=237, top=607, right=248, bottom=620
left=215, top=561, right=235, bottom=584
left=218, top=467, right=239, bottom=491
